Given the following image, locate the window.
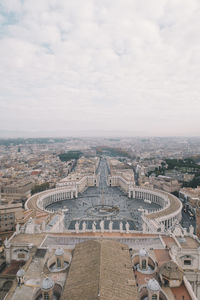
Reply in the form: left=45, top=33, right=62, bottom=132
left=57, top=258, right=61, bottom=268
left=44, top=292, right=49, bottom=300
left=142, top=260, right=146, bottom=270
left=184, top=260, right=191, bottom=265
left=152, top=294, right=157, bottom=300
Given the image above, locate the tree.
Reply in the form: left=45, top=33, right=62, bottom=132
left=31, top=182, right=50, bottom=195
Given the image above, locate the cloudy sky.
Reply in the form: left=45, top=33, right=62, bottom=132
left=0, top=0, right=200, bottom=136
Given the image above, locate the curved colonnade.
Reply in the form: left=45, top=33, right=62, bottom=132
left=26, top=176, right=182, bottom=233
left=129, top=186, right=182, bottom=232
left=25, top=174, right=98, bottom=213
left=25, top=187, right=77, bottom=213
left=108, top=174, right=182, bottom=232
left=37, top=187, right=77, bottom=212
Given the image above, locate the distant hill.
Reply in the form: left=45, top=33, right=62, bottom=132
left=0, top=129, right=146, bottom=138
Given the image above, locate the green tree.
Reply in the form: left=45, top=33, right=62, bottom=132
left=31, top=182, right=50, bottom=195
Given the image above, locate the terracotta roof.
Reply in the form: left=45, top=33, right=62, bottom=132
left=62, top=239, right=139, bottom=300
left=171, top=283, right=193, bottom=300
left=159, top=261, right=183, bottom=281
left=2, top=260, right=25, bottom=275
left=161, top=236, right=178, bottom=248
left=179, top=236, right=200, bottom=249
left=11, top=233, right=46, bottom=247
left=154, top=249, right=171, bottom=267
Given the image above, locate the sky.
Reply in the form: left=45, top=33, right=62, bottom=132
left=0, top=0, right=200, bottom=137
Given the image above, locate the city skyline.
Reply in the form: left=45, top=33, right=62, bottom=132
left=1, top=0, right=200, bottom=136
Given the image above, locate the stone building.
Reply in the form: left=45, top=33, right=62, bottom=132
left=0, top=203, right=23, bottom=233
left=0, top=230, right=199, bottom=300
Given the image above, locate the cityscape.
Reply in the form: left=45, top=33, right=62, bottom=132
left=1, top=137, right=200, bottom=299
left=1, top=0, right=200, bottom=300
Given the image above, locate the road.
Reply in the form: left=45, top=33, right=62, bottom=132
left=181, top=206, right=196, bottom=233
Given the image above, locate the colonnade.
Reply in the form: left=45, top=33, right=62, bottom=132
left=35, top=174, right=99, bottom=212
left=133, top=187, right=183, bottom=232
left=108, top=174, right=182, bottom=232
left=37, top=188, right=77, bottom=211
left=30, top=172, right=182, bottom=234
left=129, top=188, right=168, bottom=208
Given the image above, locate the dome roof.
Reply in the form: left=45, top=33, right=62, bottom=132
left=55, top=248, right=64, bottom=256
left=139, top=248, right=147, bottom=257
left=41, top=277, right=54, bottom=290
left=16, top=269, right=25, bottom=277
left=159, top=261, right=183, bottom=281
left=147, top=279, right=160, bottom=291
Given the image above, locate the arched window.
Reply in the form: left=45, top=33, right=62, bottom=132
left=152, top=294, right=157, bottom=300
left=44, top=292, right=49, bottom=300
left=57, top=258, right=61, bottom=268
left=142, top=259, right=146, bottom=270
left=164, top=278, right=169, bottom=286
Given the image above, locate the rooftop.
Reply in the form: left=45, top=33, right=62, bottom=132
left=171, top=283, right=192, bottom=300
left=159, top=261, right=183, bottom=281
left=178, top=236, right=200, bottom=249
left=62, top=239, right=139, bottom=300
left=146, top=191, right=182, bottom=220
left=154, top=249, right=171, bottom=268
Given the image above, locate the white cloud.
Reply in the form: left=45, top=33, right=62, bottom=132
left=0, top=0, right=200, bottom=135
